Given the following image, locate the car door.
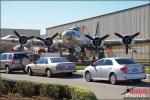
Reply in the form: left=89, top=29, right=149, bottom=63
left=92, top=59, right=105, bottom=78
left=1, top=54, right=8, bottom=69
left=38, top=58, right=49, bottom=74
left=101, top=59, right=113, bottom=78
left=32, top=58, right=45, bottom=73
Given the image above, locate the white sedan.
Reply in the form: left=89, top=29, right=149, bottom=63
left=84, top=57, right=146, bottom=85
left=25, top=57, right=76, bottom=77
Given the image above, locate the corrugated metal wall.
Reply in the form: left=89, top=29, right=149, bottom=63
left=46, top=4, right=150, bottom=60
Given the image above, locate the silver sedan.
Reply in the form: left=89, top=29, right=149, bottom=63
left=84, top=57, right=146, bottom=85
left=25, top=57, right=76, bottom=77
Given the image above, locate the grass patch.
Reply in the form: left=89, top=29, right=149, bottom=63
left=145, top=66, right=150, bottom=74
left=76, top=66, right=87, bottom=70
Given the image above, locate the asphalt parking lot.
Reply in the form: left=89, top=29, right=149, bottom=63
left=0, top=70, right=150, bottom=99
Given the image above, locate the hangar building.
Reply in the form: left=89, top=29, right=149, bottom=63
left=46, top=4, right=150, bottom=61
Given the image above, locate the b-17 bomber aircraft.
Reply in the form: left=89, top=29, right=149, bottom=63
left=1, top=21, right=150, bottom=60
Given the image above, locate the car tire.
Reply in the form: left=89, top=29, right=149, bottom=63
left=46, top=69, right=52, bottom=78
left=28, top=67, right=33, bottom=76
left=5, top=66, right=11, bottom=74
left=133, top=79, right=142, bottom=84
left=85, top=71, right=92, bottom=82
left=110, top=74, right=117, bottom=85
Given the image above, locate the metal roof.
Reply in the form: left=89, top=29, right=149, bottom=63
left=46, top=3, right=150, bottom=30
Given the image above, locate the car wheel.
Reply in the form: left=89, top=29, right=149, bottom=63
left=110, top=74, right=117, bottom=85
left=28, top=68, right=33, bottom=76
left=85, top=71, right=92, bottom=82
left=5, top=66, right=11, bottom=74
left=133, top=79, right=142, bottom=84
left=46, top=69, right=52, bottom=78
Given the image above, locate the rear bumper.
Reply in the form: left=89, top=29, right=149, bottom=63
left=52, top=70, right=76, bottom=74
left=117, top=73, right=146, bottom=81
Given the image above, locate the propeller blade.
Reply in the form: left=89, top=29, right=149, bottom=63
left=131, top=32, right=140, bottom=38
left=85, top=34, right=93, bottom=40
left=27, top=36, right=34, bottom=40
left=36, top=37, right=45, bottom=41
left=51, top=33, right=59, bottom=39
left=115, top=33, right=123, bottom=38
left=125, top=44, right=129, bottom=55
left=101, top=34, right=109, bottom=40
left=14, top=31, right=20, bottom=37
left=95, top=21, right=99, bottom=37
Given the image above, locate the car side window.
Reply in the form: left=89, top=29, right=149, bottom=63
left=104, top=60, right=113, bottom=65
left=95, top=59, right=104, bottom=66
left=43, top=59, right=48, bottom=64
left=1, top=54, right=7, bottom=60
left=36, top=58, right=44, bottom=64
left=8, top=54, right=12, bottom=60
left=36, top=58, right=48, bottom=64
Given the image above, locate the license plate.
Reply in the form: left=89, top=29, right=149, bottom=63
left=65, top=66, right=69, bottom=69
left=131, top=68, right=139, bottom=72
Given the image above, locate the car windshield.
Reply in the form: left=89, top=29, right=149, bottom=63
left=115, top=58, right=137, bottom=65
left=50, top=57, right=68, bottom=63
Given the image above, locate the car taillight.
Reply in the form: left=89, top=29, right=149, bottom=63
left=120, top=67, right=129, bottom=72
left=12, top=56, right=16, bottom=63
left=141, top=66, right=145, bottom=72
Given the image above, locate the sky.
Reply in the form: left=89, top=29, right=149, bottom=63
left=1, top=1, right=150, bottom=35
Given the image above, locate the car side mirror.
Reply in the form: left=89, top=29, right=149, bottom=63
left=34, top=61, right=36, bottom=65
left=91, top=63, right=96, bottom=67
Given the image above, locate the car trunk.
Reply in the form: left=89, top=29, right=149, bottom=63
left=124, top=64, right=144, bottom=73
left=56, top=62, right=75, bottom=70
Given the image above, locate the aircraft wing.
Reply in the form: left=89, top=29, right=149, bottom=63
left=0, top=38, right=19, bottom=45
left=104, top=38, right=150, bottom=49
left=83, top=38, right=150, bottom=49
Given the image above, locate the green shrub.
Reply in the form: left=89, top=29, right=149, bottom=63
left=2, top=79, right=17, bottom=94
left=15, top=81, right=35, bottom=97
left=0, top=78, right=97, bottom=100
left=70, top=87, right=97, bottom=100
left=39, top=83, right=60, bottom=98
left=0, top=80, right=9, bottom=95
left=57, top=85, right=72, bottom=99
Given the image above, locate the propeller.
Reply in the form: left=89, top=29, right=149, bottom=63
left=14, top=31, right=34, bottom=51
left=115, top=32, right=140, bottom=54
left=36, top=33, right=58, bottom=52
left=85, top=21, right=109, bottom=54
